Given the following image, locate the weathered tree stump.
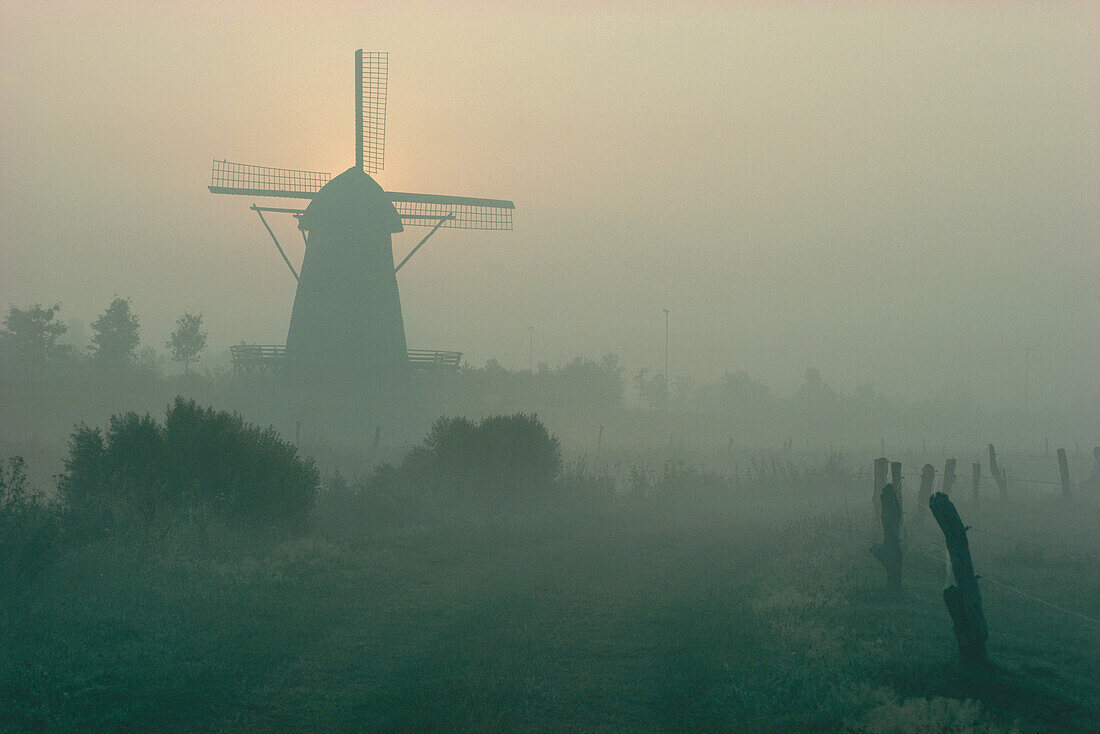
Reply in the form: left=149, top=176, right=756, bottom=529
left=870, top=482, right=903, bottom=597
left=988, top=444, right=1008, bottom=503
left=929, top=492, right=988, bottom=665
left=916, top=463, right=936, bottom=526
left=942, top=458, right=957, bottom=494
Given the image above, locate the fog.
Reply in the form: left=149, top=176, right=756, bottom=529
left=2, top=2, right=1096, bottom=408
left=2, top=4, right=1099, bottom=732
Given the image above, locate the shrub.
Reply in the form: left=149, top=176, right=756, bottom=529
left=59, top=397, right=319, bottom=532
left=412, top=413, right=561, bottom=499
left=0, top=456, right=59, bottom=586
left=356, top=413, right=562, bottom=513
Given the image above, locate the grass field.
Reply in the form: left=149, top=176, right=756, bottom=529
left=2, top=467, right=1098, bottom=733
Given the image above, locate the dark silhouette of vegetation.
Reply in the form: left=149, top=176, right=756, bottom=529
left=165, top=312, right=208, bottom=373
left=633, top=367, right=668, bottom=409
left=455, top=355, right=623, bottom=412
left=0, top=304, right=73, bottom=373
left=59, top=397, right=319, bottom=532
left=0, top=456, right=59, bottom=587
left=90, top=296, right=141, bottom=365
left=367, top=413, right=562, bottom=509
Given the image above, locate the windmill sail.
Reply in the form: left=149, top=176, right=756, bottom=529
left=209, top=160, right=331, bottom=198
left=388, top=192, right=514, bottom=230
left=357, top=50, right=387, bottom=173
left=214, top=172, right=514, bottom=231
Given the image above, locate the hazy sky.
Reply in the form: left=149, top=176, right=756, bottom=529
left=1, top=1, right=1096, bottom=407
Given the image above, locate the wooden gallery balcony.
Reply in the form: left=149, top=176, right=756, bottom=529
left=229, top=345, right=462, bottom=377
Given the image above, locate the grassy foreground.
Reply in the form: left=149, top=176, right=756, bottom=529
left=2, top=489, right=1098, bottom=732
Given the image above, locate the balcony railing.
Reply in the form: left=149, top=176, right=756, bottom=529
left=230, top=345, right=462, bottom=375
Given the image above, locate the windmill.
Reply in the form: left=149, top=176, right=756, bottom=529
left=209, top=50, right=514, bottom=382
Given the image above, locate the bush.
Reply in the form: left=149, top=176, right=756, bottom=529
left=0, top=456, right=59, bottom=586
left=359, top=413, right=562, bottom=513
left=415, top=413, right=561, bottom=498
left=59, top=397, right=319, bottom=532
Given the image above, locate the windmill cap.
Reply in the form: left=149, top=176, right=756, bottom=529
left=300, top=166, right=403, bottom=235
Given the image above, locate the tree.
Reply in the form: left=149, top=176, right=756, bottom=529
left=794, top=366, right=835, bottom=405
left=0, top=304, right=67, bottom=368
left=90, top=297, right=140, bottom=365
left=719, top=370, right=771, bottom=407
left=633, top=367, right=667, bottom=410
left=165, top=312, right=207, bottom=373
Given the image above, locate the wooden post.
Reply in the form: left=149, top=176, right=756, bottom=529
left=890, top=460, right=904, bottom=536
left=873, top=457, right=888, bottom=515
left=971, top=462, right=981, bottom=509
left=295, top=420, right=301, bottom=445
left=942, top=458, right=957, bottom=494
left=1056, top=448, right=1073, bottom=501
left=917, top=464, right=936, bottom=526
left=870, top=482, right=903, bottom=597
left=988, top=444, right=1008, bottom=503
left=929, top=492, right=988, bottom=665
left=372, top=426, right=382, bottom=452
left=597, top=425, right=603, bottom=454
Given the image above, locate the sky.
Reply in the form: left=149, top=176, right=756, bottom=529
left=1, top=1, right=1097, bottom=407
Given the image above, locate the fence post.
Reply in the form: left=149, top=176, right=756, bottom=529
left=942, top=458, right=957, bottom=495
left=930, top=492, right=988, bottom=665
left=873, top=457, right=888, bottom=515
left=870, top=482, right=903, bottom=597
left=890, top=461, right=904, bottom=534
left=971, top=462, right=981, bottom=510
left=988, top=444, right=1008, bottom=503
left=917, top=464, right=936, bottom=526
left=1056, top=448, right=1073, bottom=501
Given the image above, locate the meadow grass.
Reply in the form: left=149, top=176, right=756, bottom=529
left=1, top=481, right=1097, bottom=732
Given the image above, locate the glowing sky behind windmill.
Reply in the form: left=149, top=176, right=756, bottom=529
left=0, top=1, right=1096, bottom=408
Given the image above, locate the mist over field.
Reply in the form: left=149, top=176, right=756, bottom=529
left=1, top=2, right=1098, bottom=732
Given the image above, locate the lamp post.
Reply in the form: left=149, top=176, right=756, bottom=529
left=527, top=326, right=534, bottom=372
left=663, top=308, right=670, bottom=397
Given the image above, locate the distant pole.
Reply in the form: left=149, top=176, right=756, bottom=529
left=1023, top=346, right=1030, bottom=414
left=527, top=326, right=534, bottom=372
left=663, top=308, right=670, bottom=393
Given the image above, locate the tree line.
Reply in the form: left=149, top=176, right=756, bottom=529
left=0, top=299, right=206, bottom=375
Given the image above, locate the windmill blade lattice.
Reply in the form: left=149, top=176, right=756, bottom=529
left=357, top=50, right=388, bottom=173
left=389, top=192, right=514, bottom=230
left=209, top=160, right=331, bottom=198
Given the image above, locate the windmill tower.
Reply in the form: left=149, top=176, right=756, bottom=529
left=209, top=51, right=514, bottom=383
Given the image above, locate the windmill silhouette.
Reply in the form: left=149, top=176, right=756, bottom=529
left=209, top=51, right=514, bottom=382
